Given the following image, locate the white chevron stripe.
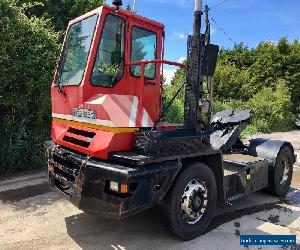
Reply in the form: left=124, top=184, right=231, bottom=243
left=129, top=96, right=138, bottom=127
left=85, top=95, right=107, bottom=105
left=141, top=109, right=149, bottom=127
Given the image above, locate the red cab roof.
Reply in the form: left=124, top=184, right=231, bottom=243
left=69, top=5, right=164, bottom=30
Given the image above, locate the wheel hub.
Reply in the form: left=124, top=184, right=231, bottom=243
left=280, top=156, right=290, bottom=185
left=192, top=194, right=203, bottom=210
left=181, top=179, right=208, bottom=224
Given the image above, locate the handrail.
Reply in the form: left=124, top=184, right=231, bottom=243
left=126, top=59, right=186, bottom=68
left=125, top=59, right=186, bottom=109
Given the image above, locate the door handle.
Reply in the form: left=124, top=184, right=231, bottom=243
left=145, top=80, right=157, bottom=85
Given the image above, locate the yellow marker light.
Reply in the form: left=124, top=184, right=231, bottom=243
left=121, top=184, right=128, bottom=193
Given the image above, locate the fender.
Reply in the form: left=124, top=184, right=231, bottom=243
left=248, top=138, right=295, bottom=167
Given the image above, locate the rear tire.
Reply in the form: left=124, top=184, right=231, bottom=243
left=268, top=146, right=293, bottom=197
left=160, top=163, right=217, bottom=240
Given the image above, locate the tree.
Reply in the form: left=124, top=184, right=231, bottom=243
left=0, top=0, right=60, bottom=174
left=17, top=0, right=105, bottom=31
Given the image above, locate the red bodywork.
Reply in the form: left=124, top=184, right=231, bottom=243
left=51, top=6, right=185, bottom=159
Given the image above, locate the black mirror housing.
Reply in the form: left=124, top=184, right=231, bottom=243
left=201, top=44, right=219, bottom=77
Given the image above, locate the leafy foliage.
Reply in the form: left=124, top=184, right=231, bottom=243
left=164, top=38, right=299, bottom=133
left=17, top=0, right=105, bottom=31
left=247, top=79, right=294, bottom=133
left=0, top=0, right=60, bottom=174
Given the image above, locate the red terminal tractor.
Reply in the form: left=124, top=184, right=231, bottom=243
left=45, top=0, right=296, bottom=240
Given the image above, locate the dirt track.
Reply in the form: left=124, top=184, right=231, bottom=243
left=0, top=131, right=299, bottom=250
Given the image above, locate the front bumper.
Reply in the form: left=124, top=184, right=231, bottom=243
left=45, top=141, right=179, bottom=219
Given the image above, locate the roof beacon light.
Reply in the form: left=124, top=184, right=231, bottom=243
left=112, top=0, right=123, bottom=7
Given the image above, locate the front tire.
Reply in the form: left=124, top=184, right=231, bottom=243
left=160, top=163, right=217, bottom=240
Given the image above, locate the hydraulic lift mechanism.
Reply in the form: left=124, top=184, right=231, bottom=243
left=45, top=0, right=296, bottom=240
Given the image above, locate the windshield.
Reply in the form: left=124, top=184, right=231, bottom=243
left=56, top=15, right=98, bottom=86
left=91, top=14, right=125, bottom=87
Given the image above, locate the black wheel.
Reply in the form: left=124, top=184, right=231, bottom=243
left=268, top=146, right=294, bottom=197
left=160, top=163, right=217, bottom=240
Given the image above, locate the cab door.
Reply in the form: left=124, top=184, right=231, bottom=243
left=127, top=19, right=163, bottom=126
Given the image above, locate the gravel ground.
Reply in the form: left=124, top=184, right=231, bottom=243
left=0, top=130, right=299, bottom=250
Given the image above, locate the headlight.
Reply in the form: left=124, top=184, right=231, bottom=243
left=109, top=181, right=119, bottom=192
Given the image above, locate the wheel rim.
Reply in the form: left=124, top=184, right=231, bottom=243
left=279, top=156, right=290, bottom=185
left=181, top=179, right=208, bottom=224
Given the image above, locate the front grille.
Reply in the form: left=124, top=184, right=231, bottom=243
left=63, top=136, right=90, bottom=148
left=67, top=127, right=96, bottom=138
left=62, top=127, right=96, bottom=148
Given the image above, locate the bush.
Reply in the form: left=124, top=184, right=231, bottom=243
left=163, top=98, right=184, bottom=123
left=213, top=99, right=246, bottom=114
left=0, top=0, right=60, bottom=174
left=247, top=79, right=294, bottom=133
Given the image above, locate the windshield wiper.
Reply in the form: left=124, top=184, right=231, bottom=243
left=57, top=80, right=65, bottom=94
left=54, top=58, right=65, bottom=94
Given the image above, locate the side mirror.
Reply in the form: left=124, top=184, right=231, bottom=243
left=201, top=44, right=219, bottom=77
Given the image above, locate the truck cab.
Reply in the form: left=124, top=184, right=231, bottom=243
left=51, top=6, right=165, bottom=159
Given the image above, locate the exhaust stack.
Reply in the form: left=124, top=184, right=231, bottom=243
left=195, top=0, right=201, bottom=11
left=193, top=0, right=202, bottom=35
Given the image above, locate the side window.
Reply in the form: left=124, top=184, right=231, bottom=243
left=130, top=27, right=157, bottom=79
left=91, top=15, right=125, bottom=87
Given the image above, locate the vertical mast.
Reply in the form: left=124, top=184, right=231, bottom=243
left=184, top=0, right=205, bottom=132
